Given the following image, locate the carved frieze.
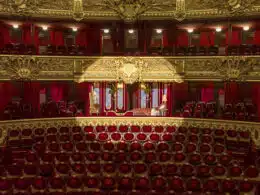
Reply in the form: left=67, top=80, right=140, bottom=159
left=0, top=55, right=259, bottom=82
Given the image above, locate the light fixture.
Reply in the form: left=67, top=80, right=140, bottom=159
left=72, top=27, right=78, bottom=32
left=103, top=29, right=110, bottom=34
left=156, top=29, right=162, bottom=34
left=216, top=27, right=222, bottom=32
left=128, top=29, right=134, bottom=34
left=243, top=26, right=250, bottom=31
left=187, top=29, right=194, bottom=33
left=42, top=26, right=48, bottom=31
left=12, top=24, right=19, bottom=29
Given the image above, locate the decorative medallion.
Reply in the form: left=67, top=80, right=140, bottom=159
left=113, top=57, right=149, bottom=84
left=72, top=0, right=85, bottom=21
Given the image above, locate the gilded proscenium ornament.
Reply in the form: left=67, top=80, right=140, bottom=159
left=211, top=56, right=258, bottom=81
left=0, top=117, right=259, bottom=147
left=94, top=0, right=173, bottom=22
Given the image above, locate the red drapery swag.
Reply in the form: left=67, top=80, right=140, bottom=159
left=23, top=82, right=41, bottom=112
left=0, top=82, right=14, bottom=112
left=76, top=30, right=87, bottom=46
left=201, top=82, right=214, bottom=102
left=22, top=24, right=32, bottom=45
left=224, top=82, right=239, bottom=104
left=176, top=31, right=189, bottom=47
left=0, top=24, right=10, bottom=47
left=77, top=82, right=91, bottom=116
left=167, top=84, right=173, bottom=116
left=49, top=29, right=64, bottom=46
left=226, top=30, right=242, bottom=46
left=200, top=31, right=215, bottom=46
left=252, top=83, right=260, bottom=119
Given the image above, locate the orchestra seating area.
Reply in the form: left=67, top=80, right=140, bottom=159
left=0, top=124, right=259, bottom=195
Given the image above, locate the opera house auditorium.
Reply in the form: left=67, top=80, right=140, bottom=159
left=0, top=0, right=260, bottom=194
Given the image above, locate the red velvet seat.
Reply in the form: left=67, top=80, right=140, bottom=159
left=244, top=165, right=259, bottom=178
left=186, top=177, right=201, bottom=191
left=49, top=177, right=64, bottom=192
left=197, top=164, right=211, bottom=177
left=87, top=163, right=101, bottom=175
left=56, top=163, right=70, bottom=176
left=151, top=176, right=167, bottom=192
left=185, top=142, right=197, bottom=153
left=189, top=153, right=201, bottom=165
left=222, top=180, right=237, bottom=193
left=85, top=152, right=99, bottom=161
left=24, top=164, right=38, bottom=177
left=168, top=176, right=184, bottom=192
left=143, top=142, right=155, bottom=151
left=157, top=142, right=169, bottom=152
left=101, top=177, right=116, bottom=190
left=135, top=177, right=150, bottom=191
left=118, top=177, right=133, bottom=190
left=119, top=164, right=132, bottom=175
left=83, top=176, right=100, bottom=188
left=111, top=133, right=121, bottom=141
left=144, top=152, right=156, bottom=163
left=181, top=164, right=194, bottom=177
left=203, top=178, right=219, bottom=192
left=212, top=164, right=226, bottom=176
left=229, top=164, right=242, bottom=177
left=71, top=163, right=85, bottom=175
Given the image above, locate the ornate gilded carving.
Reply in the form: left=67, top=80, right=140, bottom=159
left=211, top=57, right=258, bottom=81
left=0, top=117, right=259, bottom=147
left=72, top=0, right=85, bottom=21
left=94, top=0, right=173, bottom=22
left=174, top=0, right=186, bottom=21
left=1, top=56, right=47, bottom=80
left=199, top=0, right=257, bottom=15
left=0, top=55, right=259, bottom=82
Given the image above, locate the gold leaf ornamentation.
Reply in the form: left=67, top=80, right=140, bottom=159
left=211, top=57, right=258, bottom=81
left=0, top=56, right=47, bottom=80
left=199, top=0, right=257, bottom=15
left=95, top=0, right=173, bottom=22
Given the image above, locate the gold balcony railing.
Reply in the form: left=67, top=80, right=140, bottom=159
left=0, top=117, right=260, bottom=148
left=0, top=55, right=260, bottom=83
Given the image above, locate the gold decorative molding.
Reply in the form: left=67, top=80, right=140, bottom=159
left=0, top=117, right=259, bottom=147
left=0, top=0, right=259, bottom=20
left=0, top=55, right=260, bottom=82
left=199, top=0, right=257, bottom=16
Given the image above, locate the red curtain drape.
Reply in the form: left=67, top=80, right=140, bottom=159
left=50, top=83, right=65, bottom=102
left=167, top=84, right=173, bottom=116
left=49, top=29, right=64, bottom=46
left=77, top=82, right=91, bottom=116
left=34, top=27, right=40, bottom=54
left=252, top=83, right=260, bottom=119
left=22, top=24, right=32, bottom=45
left=145, top=27, right=153, bottom=49
left=224, top=82, right=239, bottom=104
left=200, top=31, right=215, bottom=46
left=0, top=82, right=13, bottom=113
left=23, top=82, right=41, bottom=112
left=99, top=82, right=105, bottom=116
left=111, top=29, right=118, bottom=52
left=76, top=29, right=87, bottom=46
left=226, top=30, right=242, bottom=46
left=163, top=30, right=168, bottom=47
left=254, top=30, right=260, bottom=45
left=172, top=82, right=189, bottom=109
left=176, top=31, right=189, bottom=47
left=138, top=23, right=145, bottom=52
left=87, top=27, right=101, bottom=54
left=201, top=82, right=214, bottom=102
left=0, top=24, right=10, bottom=47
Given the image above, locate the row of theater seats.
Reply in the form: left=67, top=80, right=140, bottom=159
left=2, top=43, right=260, bottom=56
left=2, top=101, right=83, bottom=120
left=177, top=101, right=258, bottom=121
left=1, top=125, right=258, bottom=194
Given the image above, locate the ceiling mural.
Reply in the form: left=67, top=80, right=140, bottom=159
left=0, top=0, right=259, bottom=20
